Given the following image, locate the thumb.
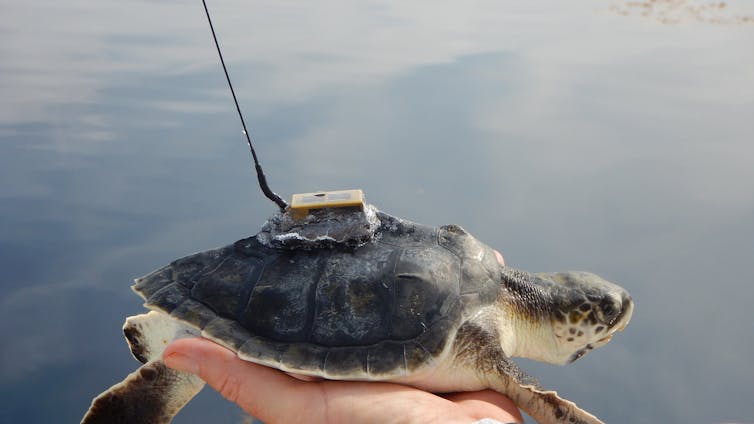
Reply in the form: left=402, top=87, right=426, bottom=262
left=163, top=337, right=318, bottom=423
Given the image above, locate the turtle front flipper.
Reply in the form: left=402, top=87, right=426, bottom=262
left=82, top=311, right=205, bottom=423
left=81, top=359, right=204, bottom=424
left=453, top=320, right=604, bottom=424
left=504, top=383, right=603, bottom=424
left=489, top=352, right=604, bottom=424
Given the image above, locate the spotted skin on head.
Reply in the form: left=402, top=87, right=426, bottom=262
left=538, top=271, right=633, bottom=364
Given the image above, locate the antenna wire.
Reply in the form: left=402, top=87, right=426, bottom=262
left=201, top=0, right=288, bottom=211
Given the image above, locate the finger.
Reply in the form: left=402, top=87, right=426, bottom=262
left=163, top=338, right=324, bottom=424
left=494, top=250, right=505, bottom=266
left=444, top=390, right=523, bottom=424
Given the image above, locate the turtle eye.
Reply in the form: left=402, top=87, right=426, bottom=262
left=599, top=296, right=620, bottom=324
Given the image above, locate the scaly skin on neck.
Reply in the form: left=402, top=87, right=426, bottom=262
left=495, top=303, right=557, bottom=363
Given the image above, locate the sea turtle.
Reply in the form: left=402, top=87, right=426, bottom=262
left=81, top=207, right=633, bottom=424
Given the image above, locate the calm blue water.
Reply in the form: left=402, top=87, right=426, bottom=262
left=2, top=1, right=754, bottom=423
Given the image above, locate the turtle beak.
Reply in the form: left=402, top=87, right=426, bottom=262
left=599, top=293, right=632, bottom=344
left=613, top=293, right=634, bottom=332
left=568, top=294, right=633, bottom=364
left=596, top=293, right=633, bottom=345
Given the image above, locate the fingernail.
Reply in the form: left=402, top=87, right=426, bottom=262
left=164, top=352, right=200, bottom=374
left=494, top=250, right=505, bottom=266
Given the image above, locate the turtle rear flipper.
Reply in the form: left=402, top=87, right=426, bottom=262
left=82, top=311, right=205, bottom=423
left=122, top=311, right=199, bottom=363
left=81, top=360, right=204, bottom=424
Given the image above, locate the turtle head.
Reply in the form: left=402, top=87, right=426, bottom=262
left=501, top=269, right=633, bottom=365
left=541, top=271, right=633, bottom=364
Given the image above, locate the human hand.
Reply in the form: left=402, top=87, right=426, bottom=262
left=164, top=338, right=522, bottom=424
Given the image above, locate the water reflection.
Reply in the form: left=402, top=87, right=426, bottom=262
left=1, top=1, right=754, bottom=423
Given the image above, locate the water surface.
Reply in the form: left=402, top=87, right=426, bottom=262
left=2, top=1, right=754, bottom=423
